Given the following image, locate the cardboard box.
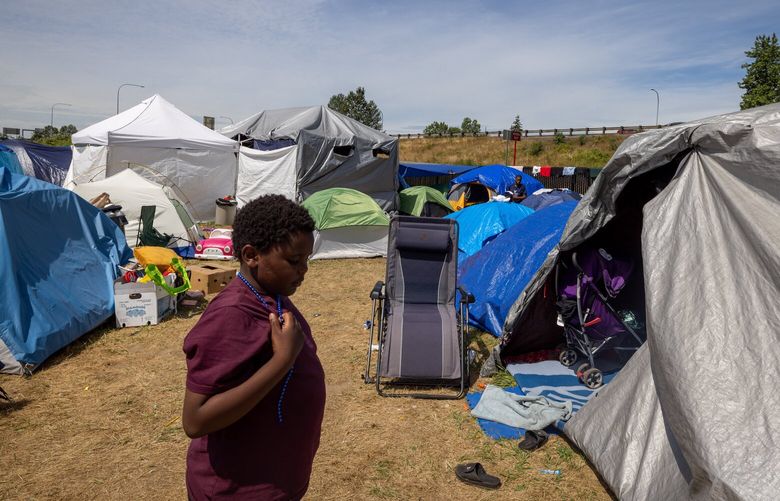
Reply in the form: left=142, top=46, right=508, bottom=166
left=188, top=264, right=236, bottom=296
left=114, top=276, right=176, bottom=328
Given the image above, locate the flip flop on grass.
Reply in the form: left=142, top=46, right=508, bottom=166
left=454, top=462, right=501, bottom=489
left=518, top=430, right=549, bottom=451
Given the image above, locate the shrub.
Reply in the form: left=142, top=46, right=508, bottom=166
left=553, top=132, right=566, bottom=144
left=529, top=142, right=544, bottom=156
left=572, top=148, right=612, bottom=167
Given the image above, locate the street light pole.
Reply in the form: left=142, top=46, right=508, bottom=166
left=650, top=88, right=660, bottom=126
left=50, top=103, right=72, bottom=127
left=219, top=115, right=234, bottom=124
left=116, top=83, right=145, bottom=114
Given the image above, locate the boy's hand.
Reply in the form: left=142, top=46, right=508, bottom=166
left=269, top=311, right=304, bottom=366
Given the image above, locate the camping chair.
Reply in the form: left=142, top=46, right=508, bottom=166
left=364, top=216, right=475, bottom=399
left=136, top=205, right=174, bottom=248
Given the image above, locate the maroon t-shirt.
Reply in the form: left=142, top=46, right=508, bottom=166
left=183, top=279, right=326, bottom=500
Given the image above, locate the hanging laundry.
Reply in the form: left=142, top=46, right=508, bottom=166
left=540, top=166, right=552, bottom=177
left=562, top=167, right=576, bottom=176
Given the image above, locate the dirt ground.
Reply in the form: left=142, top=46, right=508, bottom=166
left=0, top=258, right=612, bottom=500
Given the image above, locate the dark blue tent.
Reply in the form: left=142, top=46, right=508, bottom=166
left=0, top=166, right=131, bottom=374
left=1, top=140, right=72, bottom=186
left=521, top=189, right=582, bottom=211
left=459, top=201, right=577, bottom=336
left=398, top=162, right=476, bottom=188
left=449, top=164, right=543, bottom=195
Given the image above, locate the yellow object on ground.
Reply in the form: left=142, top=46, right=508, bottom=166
left=134, top=246, right=178, bottom=268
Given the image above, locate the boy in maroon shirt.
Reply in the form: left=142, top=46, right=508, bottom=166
left=182, top=195, right=326, bottom=500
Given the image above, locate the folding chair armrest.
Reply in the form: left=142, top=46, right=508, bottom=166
left=370, top=281, right=385, bottom=299
left=457, top=286, right=475, bottom=304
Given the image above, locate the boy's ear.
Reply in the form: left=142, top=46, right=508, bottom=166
left=240, top=244, right=261, bottom=266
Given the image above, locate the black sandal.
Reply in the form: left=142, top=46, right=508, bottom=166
left=455, top=462, right=501, bottom=489
left=518, top=430, right=548, bottom=451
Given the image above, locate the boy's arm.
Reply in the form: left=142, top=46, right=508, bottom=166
left=182, top=311, right=303, bottom=438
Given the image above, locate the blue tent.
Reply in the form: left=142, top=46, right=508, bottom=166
left=0, top=140, right=72, bottom=186
left=398, top=162, right=476, bottom=188
left=444, top=201, right=534, bottom=266
left=521, top=189, right=582, bottom=211
left=0, top=144, right=23, bottom=175
left=458, top=201, right=577, bottom=336
left=0, top=167, right=132, bottom=374
left=449, top=164, right=543, bottom=195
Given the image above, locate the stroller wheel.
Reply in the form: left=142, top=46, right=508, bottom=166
left=576, top=363, right=591, bottom=380
left=559, top=349, right=577, bottom=367
left=582, top=368, right=603, bottom=389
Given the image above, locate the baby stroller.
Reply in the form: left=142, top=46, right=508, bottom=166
left=555, top=247, right=644, bottom=389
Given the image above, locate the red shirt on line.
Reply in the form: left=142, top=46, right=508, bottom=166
left=183, top=279, right=326, bottom=500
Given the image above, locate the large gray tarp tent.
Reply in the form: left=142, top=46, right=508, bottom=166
left=220, top=106, right=399, bottom=210
left=500, top=104, right=780, bottom=500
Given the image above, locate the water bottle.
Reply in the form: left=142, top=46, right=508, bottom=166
left=539, top=469, right=561, bottom=475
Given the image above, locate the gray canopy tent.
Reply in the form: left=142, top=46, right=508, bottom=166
left=499, top=104, right=780, bottom=500
left=221, top=106, right=399, bottom=210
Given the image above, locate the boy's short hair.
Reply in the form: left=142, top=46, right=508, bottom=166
left=232, top=195, right=315, bottom=258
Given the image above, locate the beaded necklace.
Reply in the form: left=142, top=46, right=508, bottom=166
left=237, top=271, right=294, bottom=424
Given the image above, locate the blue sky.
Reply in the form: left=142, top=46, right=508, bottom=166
left=1, top=0, right=777, bottom=134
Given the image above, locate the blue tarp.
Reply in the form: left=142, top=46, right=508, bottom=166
left=398, top=162, right=476, bottom=188
left=0, top=140, right=72, bottom=186
left=444, top=201, right=535, bottom=266
left=521, top=189, right=582, bottom=211
left=0, top=144, right=23, bottom=175
left=0, top=167, right=132, bottom=374
left=459, top=201, right=577, bottom=336
left=449, top=164, right=544, bottom=195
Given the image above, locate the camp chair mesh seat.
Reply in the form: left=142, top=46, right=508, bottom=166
left=136, top=205, right=174, bottom=248
left=364, top=216, right=474, bottom=399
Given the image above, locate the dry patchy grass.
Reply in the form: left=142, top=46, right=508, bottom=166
left=0, top=259, right=611, bottom=500
left=399, top=135, right=625, bottom=168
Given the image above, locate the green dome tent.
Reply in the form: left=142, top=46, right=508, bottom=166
left=302, top=188, right=389, bottom=259
left=399, top=186, right=453, bottom=217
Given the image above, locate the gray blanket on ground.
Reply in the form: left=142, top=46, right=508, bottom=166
left=471, top=384, right=572, bottom=430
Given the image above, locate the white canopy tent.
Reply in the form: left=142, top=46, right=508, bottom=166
left=70, top=169, right=202, bottom=254
left=67, top=95, right=238, bottom=220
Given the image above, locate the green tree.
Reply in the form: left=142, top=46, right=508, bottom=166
left=30, top=124, right=77, bottom=146
left=511, top=115, right=523, bottom=132
left=328, top=86, right=383, bottom=130
left=423, top=121, right=450, bottom=136
left=460, top=117, right=481, bottom=135
left=739, top=33, right=780, bottom=110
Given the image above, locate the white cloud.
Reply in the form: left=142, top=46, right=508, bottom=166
left=0, top=0, right=775, bottom=133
